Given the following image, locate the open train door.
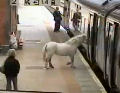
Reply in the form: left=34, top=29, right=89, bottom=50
left=87, top=13, right=98, bottom=63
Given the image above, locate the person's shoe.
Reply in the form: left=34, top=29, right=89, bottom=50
left=57, top=30, right=60, bottom=32
left=66, top=28, right=70, bottom=31
left=54, top=30, right=57, bottom=32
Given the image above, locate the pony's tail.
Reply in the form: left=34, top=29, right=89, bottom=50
left=42, top=44, right=47, bottom=61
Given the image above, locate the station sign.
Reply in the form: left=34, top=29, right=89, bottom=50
left=24, top=0, right=60, bottom=6
left=10, top=0, right=18, bottom=6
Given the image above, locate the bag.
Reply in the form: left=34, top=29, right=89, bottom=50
left=13, top=42, right=18, bottom=49
left=10, top=35, right=18, bottom=49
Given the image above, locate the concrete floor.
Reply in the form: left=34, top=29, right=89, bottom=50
left=0, top=6, right=106, bottom=93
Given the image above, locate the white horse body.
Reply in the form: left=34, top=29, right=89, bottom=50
left=43, top=42, right=77, bottom=56
left=42, top=34, right=86, bottom=68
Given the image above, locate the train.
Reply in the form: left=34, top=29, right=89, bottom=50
left=48, top=0, right=120, bottom=92
left=67, top=0, right=120, bottom=93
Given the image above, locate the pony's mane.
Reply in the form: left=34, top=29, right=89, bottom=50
left=65, top=34, right=86, bottom=45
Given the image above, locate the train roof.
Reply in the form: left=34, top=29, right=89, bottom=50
left=71, top=0, right=120, bottom=22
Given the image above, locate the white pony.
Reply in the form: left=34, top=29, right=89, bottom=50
left=42, top=34, right=86, bottom=69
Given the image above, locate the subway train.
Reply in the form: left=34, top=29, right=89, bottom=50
left=49, top=0, right=120, bottom=92
left=67, top=1, right=120, bottom=93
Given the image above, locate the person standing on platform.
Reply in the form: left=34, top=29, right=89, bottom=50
left=53, top=7, right=62, bottom=32
left=72, top=8, right=82, bottom=31
left=0, top=49, right=20, bottom=91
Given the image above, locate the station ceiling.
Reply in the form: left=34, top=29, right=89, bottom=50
left=84, top=0, right=120, bottom=6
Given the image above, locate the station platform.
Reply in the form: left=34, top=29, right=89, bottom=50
left=0, top=6, right=106, bottom=93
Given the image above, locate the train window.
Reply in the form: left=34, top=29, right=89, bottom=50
left=106, top=23, right=114, bottom=53
left=90, top=14, right=94, bottom=33
left=83, top=17, right=86, bottom=33
left=87, top=13, right=94, bottom=41
left=106, top=22, right=109, bottom=37
left=97, top=17, right=100, bottom=27
left=110, top=24, right=115, bottom=41
left=106, top=22, right=112, bottom=37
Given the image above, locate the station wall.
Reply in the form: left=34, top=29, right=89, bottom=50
left=0, top=0, right=11, bottom=45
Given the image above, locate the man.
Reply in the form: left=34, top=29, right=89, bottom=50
left=53, top=7, right=62, bottom=32
left=72, top=8, right=82, bottom=31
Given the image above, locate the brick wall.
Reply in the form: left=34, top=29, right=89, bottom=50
left=0, top=0, right=11, bottom=45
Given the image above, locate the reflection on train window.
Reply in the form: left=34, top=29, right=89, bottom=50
left=87, top=13, right=94, bottom=44
left=90, top=14, right=94, bottom=40
left=90, top=15, right=94, bottom=31
left=106, top=22, right=113, bottom=37
left=106, top=22, right=114, bottom=48
left=109, top=24, right=114, bottom=39
left=106, top=22, right=109, bottom=37
left=97, top=17, right=100, bottom=28
left=106, top=22, right=114, bottom=59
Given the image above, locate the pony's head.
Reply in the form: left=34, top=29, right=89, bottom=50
left=77, top=34, right=87, bottom=43
left=66, top=34, right=87, bottom=46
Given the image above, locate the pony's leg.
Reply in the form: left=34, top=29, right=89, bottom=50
left=70, top=56, right=75, bottom=68
left=45, top=58, right=49, bottom=69
left=45, top=61, right=48, bottom=69
left=48, top=58, right=54, bottom=68
left=49, top=62, right=54, bottom=68
left=66, top=55, right=74, bottom=65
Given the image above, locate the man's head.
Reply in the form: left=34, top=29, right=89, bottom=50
left=8, top=49, right=16, bottom=57
left=56, top=7, right=59, bottom=11
left=77, top=6, right=81, bottom=12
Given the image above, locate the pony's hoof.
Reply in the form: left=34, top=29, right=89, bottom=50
left=50, top=66, right=54, bottom=69
left=44, top=67, right=49, bottom=69
left=66, top=62, right=72, bottom=65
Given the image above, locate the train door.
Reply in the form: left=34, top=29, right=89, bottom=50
left=95, top=16, right=105, bottom=71
left=105, top=21, right=114, bottom=86
left=105, top=21, right=119, bottom=88
left=87, top=13, right=98, bottom=63
left=114, top=24, right=120, bottom=91
left=87, top=13, right=94, bottom=60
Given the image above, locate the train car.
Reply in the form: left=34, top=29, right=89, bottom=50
left=69, top=0, right=120, bottom=92
left=48, top=0, right=120, bottom=92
